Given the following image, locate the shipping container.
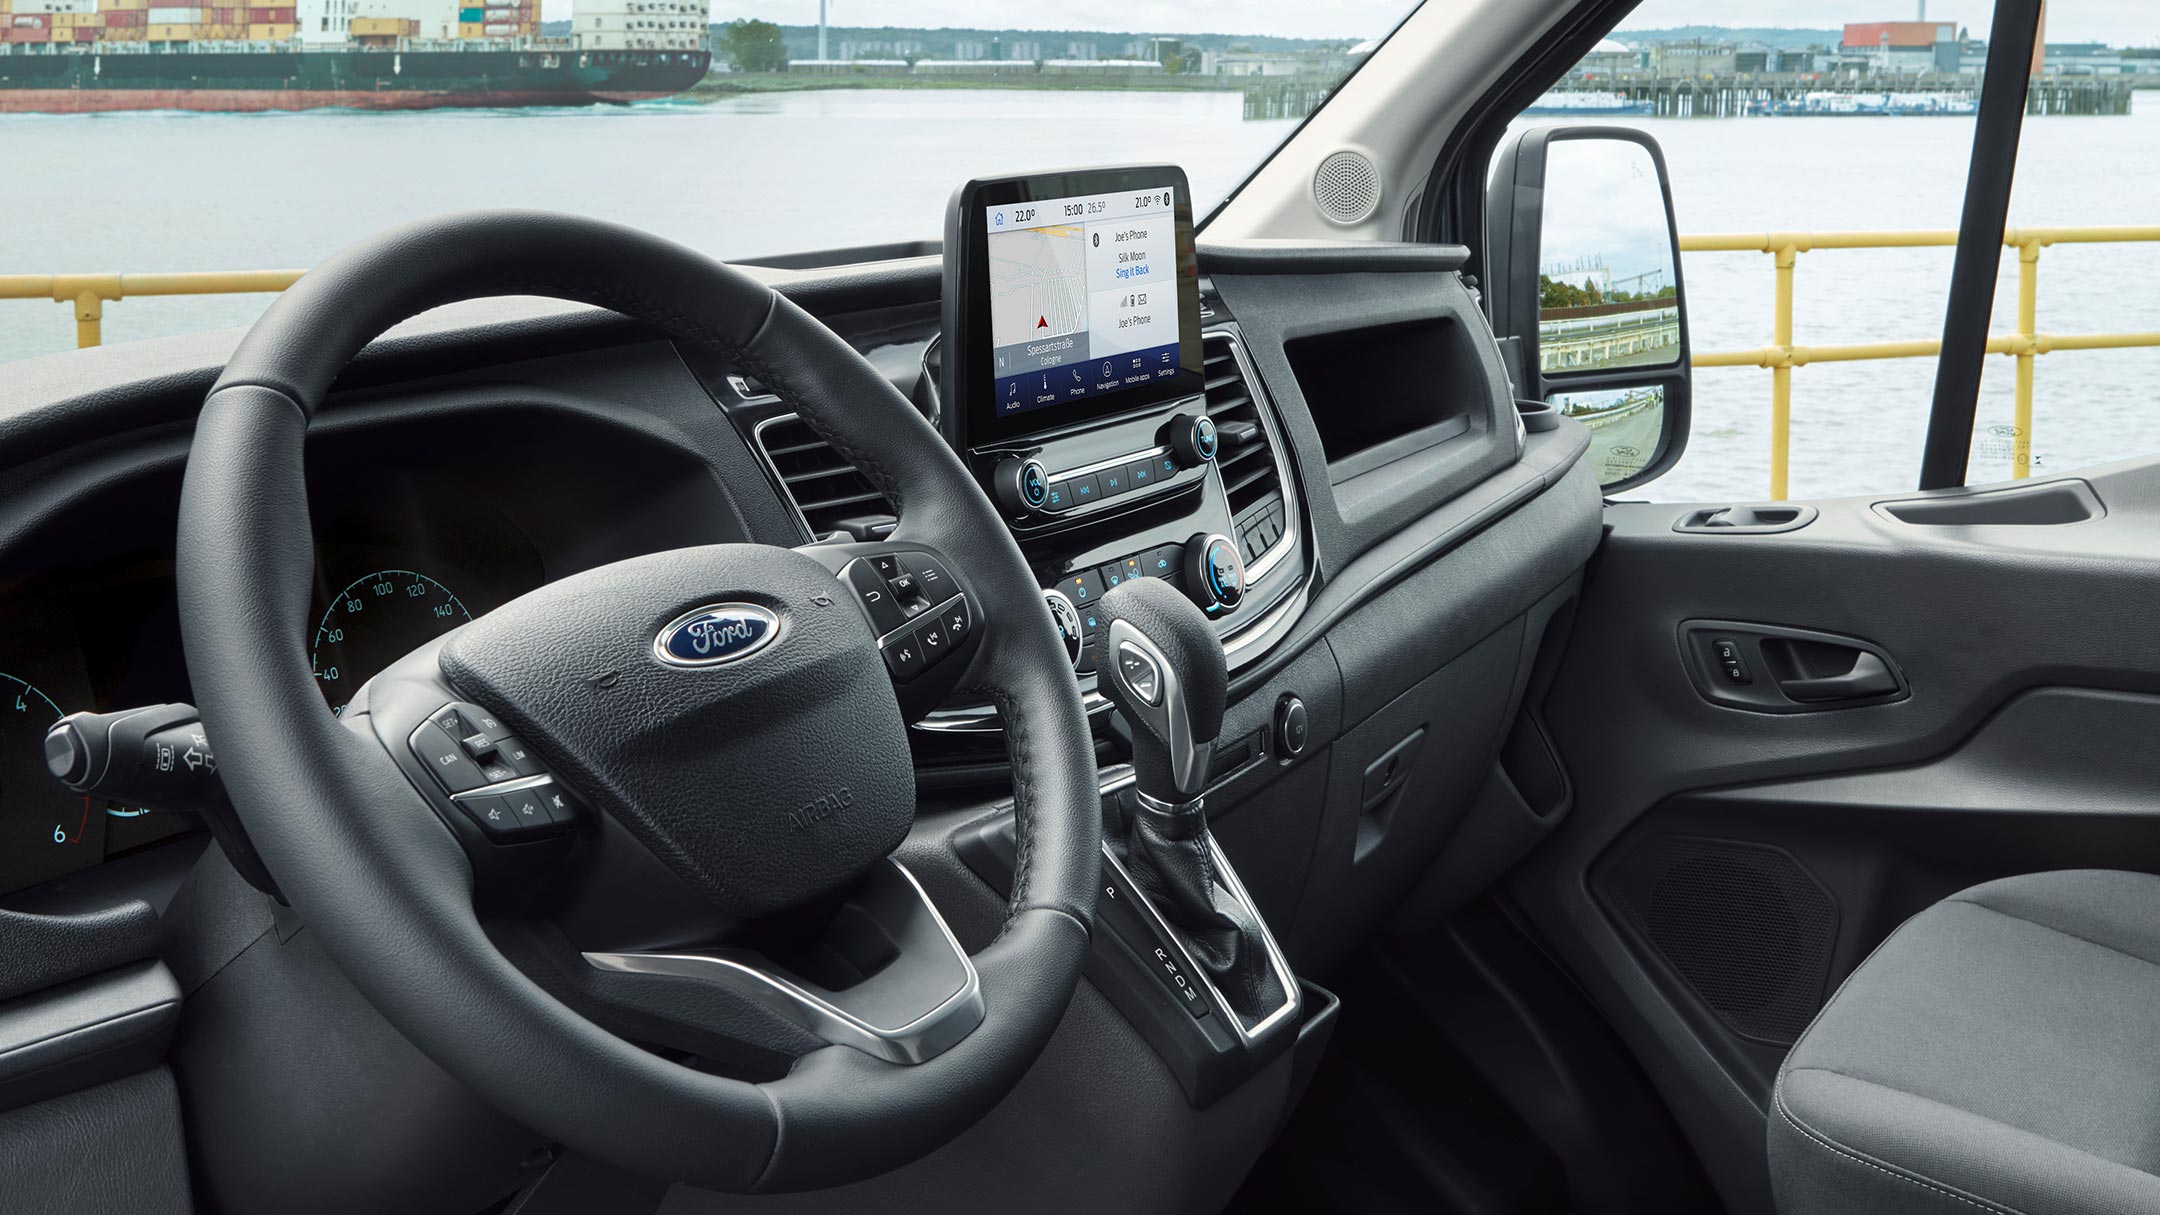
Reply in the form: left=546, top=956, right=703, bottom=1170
left=2, top=23, right=52, bottom=37
left=456, top=19, right=480, bottom=35
left=145, top=6, right=203, bottom=20
left=144, top=20, right=188, bottom=37
left=104, top=9, right=145, bottom=23
left=482, top=21, right=519, bottom=34
left=456, top=6, right=480, bottom=18
left=96, top=0, right=153, bottom=9
left=9, top=11, right=50, bottom=24
left=348, top=15, right=411, bottom=34
left=243, top=5, right=290, bottom=19
left=71, top=23, right=98, bottom=36
left=244, top=19, right=288, bottom=37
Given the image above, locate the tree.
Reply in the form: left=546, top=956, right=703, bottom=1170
left=720, top=19, right=787, bottom=73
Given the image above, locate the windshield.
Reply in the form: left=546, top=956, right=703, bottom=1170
left=0, top=2, right=1416, bottom=365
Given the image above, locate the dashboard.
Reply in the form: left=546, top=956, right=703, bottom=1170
left=0, top=164, right=1565, bottom=949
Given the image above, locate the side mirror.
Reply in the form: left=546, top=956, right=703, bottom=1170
left=1487, top=127, right=1691, bottom=491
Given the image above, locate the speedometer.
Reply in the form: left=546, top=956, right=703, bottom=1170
left=311, top=570, right=472, bottom=710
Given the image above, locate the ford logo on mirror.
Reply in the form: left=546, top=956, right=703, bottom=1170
left=653, top=604, right=780, bottom=667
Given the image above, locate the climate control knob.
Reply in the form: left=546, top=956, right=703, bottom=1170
left=1165, top=413, right=1219, bottom=468
left=1044, top=590, right=1085, bottom=669
left=1183, top=533, right=1246, bottom=614
left=994, top=457, right=1051, bottom=516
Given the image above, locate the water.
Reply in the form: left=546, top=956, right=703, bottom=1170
left=3, top=87, right=2156, bottom=501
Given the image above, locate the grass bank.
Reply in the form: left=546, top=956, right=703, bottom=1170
left=686, top=72, right=1243, bottom=99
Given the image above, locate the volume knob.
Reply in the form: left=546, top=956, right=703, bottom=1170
left=994, top=457, right=1051, bottom=516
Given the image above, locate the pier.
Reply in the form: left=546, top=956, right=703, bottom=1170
left=1244, top=71, right=2137, bottom=121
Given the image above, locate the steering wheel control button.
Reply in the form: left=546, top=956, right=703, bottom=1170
left=495, top=735, right=545, bottom=777
left=501, top=786, right=552, bottom=832
left=901, top=553, right=955, bottom=600
left=457, top=793, right=522, bottom=841
left=842, top=560, right=907, bottom=634
left=1184, top=533, right=1246, bottom=614
left=1115, top=641, right=1164, bottom=706
left=916, top=616, right=950, bottom=662
left=459, top=732, right=499, bottom=760
left=410, top=721, right=487, bottom=793
left=883, top=629, right=927, bottom=682
left=535, top=781, right=579, bottom=827
left=939, top=596, right=973, bottom=646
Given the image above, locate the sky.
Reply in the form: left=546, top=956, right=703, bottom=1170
left=537, top=0, right=2156, bottom=48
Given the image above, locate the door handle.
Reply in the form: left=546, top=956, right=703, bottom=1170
left=1777, top=651, right=1899, bottom=702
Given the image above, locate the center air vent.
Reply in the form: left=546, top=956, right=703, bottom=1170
left=753, top=414, right=895, bottom=542
left=1203, top=334, right=1290, bottom=566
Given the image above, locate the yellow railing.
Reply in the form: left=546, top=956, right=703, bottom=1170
left=9, top=230, right=2160, bottom=503
left=1679, top=226, right=2160, bottom=499
left=0, top=270, right=305, bottom=351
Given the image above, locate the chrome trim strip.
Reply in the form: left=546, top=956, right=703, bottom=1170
left=449, top=773, right=559, bottom=802
left=1097, top=771, right=1301, bottom=1045
left=1204, top=329, right=1302, bottom=585
left=582, top=860, right=984, bottom=1066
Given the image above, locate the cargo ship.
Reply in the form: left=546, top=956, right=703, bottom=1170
left=0, top=0, right=710, bottom=111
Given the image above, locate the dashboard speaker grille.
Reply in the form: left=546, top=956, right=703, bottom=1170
left=753, top=414, right=894, bottom=542
left=1313, top=149, right=1381, bottom=226
left=1611, top=836, right=1839, bottom=1045
left=1203, top=335, right=1288, bottom=566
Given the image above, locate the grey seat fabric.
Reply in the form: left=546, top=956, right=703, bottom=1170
left=1770, top=869, right=2160, bottom=1215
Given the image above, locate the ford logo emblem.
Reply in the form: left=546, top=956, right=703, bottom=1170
left=653, top=603, right=780, bottom=667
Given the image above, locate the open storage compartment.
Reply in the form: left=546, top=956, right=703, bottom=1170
left=1287, top=316, right=1486, bottom=483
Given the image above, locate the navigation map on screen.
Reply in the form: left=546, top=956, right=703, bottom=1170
left=985, top=186, right=1182, bottom=418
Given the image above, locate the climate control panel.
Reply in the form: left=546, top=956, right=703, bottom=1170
left=1043, top=533, right=1246, bottom=673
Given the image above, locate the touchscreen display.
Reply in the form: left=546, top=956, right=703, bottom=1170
left=985, top=187, right=1183, bottom=418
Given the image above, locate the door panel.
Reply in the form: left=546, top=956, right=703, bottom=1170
left=1505, top=456, right=2160, bottom=1214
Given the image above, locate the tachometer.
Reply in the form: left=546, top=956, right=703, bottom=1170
left=311, top=570, right=472, bottom=710
left=0, top=672, right=152, bottom=891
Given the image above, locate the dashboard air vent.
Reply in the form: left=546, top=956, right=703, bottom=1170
left=1203, top=335, right=1289, bottom=565
left=754, top=415, right=895, bottom=542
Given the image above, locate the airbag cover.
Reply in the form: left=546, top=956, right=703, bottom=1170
left=440, top=544, right=913, bottom=917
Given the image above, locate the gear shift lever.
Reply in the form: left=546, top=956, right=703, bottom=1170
left=1096, top=577, right=1227, bottom=811
left=1095, top=578, right=1286, bottom=1023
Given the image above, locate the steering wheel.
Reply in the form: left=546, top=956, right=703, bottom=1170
left=173, top=211, right=1101, bottom=1192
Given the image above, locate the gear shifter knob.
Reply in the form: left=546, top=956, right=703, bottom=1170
left=1095, top=577, right=1228, bottom=804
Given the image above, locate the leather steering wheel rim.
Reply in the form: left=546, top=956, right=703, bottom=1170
left=174, top=210, right=1101, bottom=1191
